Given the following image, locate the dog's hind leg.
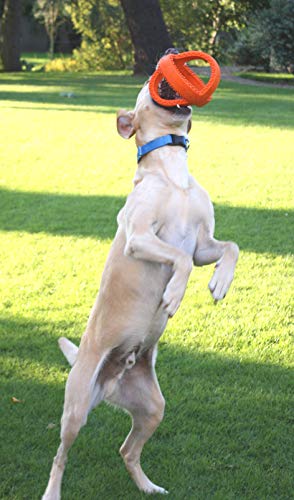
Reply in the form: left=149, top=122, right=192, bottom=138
left=106, top=346, right=167, bottom=494
left=42, top=349, right=108, bottom=500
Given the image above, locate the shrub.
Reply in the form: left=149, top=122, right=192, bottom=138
left=70, top=0, right=133, bottom=70
left=45, top=57, right=77, bottom=71
left=232, top=0, right=294, bottom=73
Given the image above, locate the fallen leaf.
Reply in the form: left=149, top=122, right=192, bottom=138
left=11, top=396, right=24, bottom=404
left=47, top=423, right=56, bottom=430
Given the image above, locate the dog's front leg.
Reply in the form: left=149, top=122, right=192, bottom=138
left=125, top=230, right=192, bottom=317
left=194, top=224, right=239, bottom=301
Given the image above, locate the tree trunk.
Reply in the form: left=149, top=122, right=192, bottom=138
left=49, top=24, right=55, bottom=58
left=0, top=0, right=21, bottom=71
left=120, top=0, right=173, bottom=75
left=0, top=0, right=5, bottom=18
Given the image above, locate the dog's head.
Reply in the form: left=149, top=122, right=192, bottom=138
left=117, top=79, right=192, bottom=147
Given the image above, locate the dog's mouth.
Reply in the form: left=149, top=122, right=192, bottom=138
left=158, top=77, right=181, bottom=101
left=154, top=77, right=191, bottom=117
left=151, top=47, right=192, bottom=117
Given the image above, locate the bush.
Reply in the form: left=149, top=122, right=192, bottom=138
left=45, top=57, right=78, bottom=72
left=69, top=0, right=133, bottom=70
left=44, top=43, right=131, bottom=72
left=232, top=0, right=294, bottom=73
left=231, top=27, right=271, bottom=70
left=72, top=39, right=131, bottom=71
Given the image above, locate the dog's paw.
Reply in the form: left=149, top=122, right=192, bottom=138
left=162, top=256, right=192, bottom=317
left=162, top=282, right=185, bottom=317
left=141, top=482, right=168, bottom=495
left=209, top=263, right=235, bottom=301
left=42, top=493, right=60, bottom=500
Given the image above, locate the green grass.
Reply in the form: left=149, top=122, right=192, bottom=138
left=236, top=71, right=294, bottom=86
left=0, top=70, right=293, bottom=500
left=21, top=52, right=52, bottom=64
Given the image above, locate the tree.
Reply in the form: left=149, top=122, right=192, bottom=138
left=67, top=0, right=280, bottom=71
left=0, top=0, right=5, bottom=16
left=0, top=0, right=21, bottom=71
left=159, top=0, right=271, bottom=59
left=119, top=0, right=173, bottom=74
left=34, top=0, right=69, bottom=58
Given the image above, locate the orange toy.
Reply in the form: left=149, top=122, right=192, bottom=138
left=149, top=50, right=221, bottom=108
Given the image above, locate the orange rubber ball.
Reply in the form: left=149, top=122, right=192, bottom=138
left=149, top=50, right=221, bottom=108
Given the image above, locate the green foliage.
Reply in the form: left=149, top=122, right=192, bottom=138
left=159, top=0, right=270, bottom=59
left=63, top=0, right=272, bottom=70
left=70, top=0, right=133, bottom=70
left=44, top=56, right=78, bottom=71
left=33, top=0, right=70, bottom=57
left=232, top=0, right=294, bottom=72
left=0, top=70, right=293, bottom=498
left=160, top=0, right=211, bottom=53
left=265, top=0, right=294, bottom=72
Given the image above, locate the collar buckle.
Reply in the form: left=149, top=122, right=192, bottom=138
left=170, top=134, right=189, bottom=150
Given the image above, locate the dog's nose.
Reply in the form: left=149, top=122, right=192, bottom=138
left=163, top=47, right=180, bottom=56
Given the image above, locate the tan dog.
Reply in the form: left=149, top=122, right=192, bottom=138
left=42, top=80, right=239, bottom=499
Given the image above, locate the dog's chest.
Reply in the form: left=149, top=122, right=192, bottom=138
left=158, top=189, right=200, bottom=255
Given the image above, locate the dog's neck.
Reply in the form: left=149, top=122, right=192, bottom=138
left=137, top=134, right=189, bottom=163
left=133, top=145, right=190, bottom=190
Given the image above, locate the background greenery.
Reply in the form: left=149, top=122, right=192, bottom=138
left=1, top=0, right=293, bottom=73
left=47, top=0, right=294, bottom=72
left=0, top=71, right=293, bottom=498
left=230, top=0, right=294, bottom=72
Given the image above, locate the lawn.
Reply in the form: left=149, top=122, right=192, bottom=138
left=0, top=70, right=293, bottom=500
left=236, top=71, right=294, bottom=86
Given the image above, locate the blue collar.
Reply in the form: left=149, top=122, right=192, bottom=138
left=137, top=134, right=189, bottom=163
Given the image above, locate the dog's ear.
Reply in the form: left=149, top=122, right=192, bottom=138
left=117, top=109, right=135, bottom=139
left=187, top=118, right=192, bottom=134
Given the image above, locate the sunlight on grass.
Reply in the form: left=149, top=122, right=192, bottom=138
left=0, top=72, right=293, bottom=499
left=236, top=71, right=294, bottom=85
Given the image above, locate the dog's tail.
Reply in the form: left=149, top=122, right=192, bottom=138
left=58, top=337, right=78, bottom=366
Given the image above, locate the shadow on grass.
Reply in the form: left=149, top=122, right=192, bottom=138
left=0, top=72, right=144, bottom=88
left=0, top=314, right=293, bottom=499
left=0, top=73, right=145, bottom=113
left=0, top=187, right=292, bottom=255
left=0, top=89, right=137, bottom=112
left=0, top=73, right=293, bottom=128
left=0, top=187, right=125, bottom=240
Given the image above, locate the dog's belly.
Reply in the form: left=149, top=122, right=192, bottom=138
left=87, top=193, right=199, bottom=356
left=87, top=229, right=171, bottom=352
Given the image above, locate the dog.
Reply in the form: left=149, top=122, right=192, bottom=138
left=42, top=69, right=239, bottom=499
